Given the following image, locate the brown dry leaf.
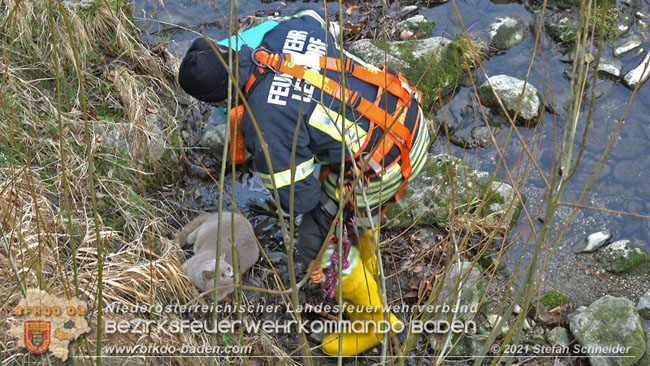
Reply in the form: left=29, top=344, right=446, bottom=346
left=346, top=6, right=359, bottom=16
left=537, top=304, right=568, bottom=325
left=550, top=304, right=569, bottom=313
left=345, top=22, right=362, bottom=34
left=404, top=291, right=418, bottom=298
left=146, top=107, right=158, bottom=114
left=537, top=311, right=561, bottom=324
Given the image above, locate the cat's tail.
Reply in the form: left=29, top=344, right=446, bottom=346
left=177, top=213, right=215, bottom=246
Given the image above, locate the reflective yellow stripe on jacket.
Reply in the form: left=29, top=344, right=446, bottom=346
left=322, top=105, right=431, bottom=209
left=309, top=104, right=368, bottom=154
left=259, top=157, right=316, bottom=189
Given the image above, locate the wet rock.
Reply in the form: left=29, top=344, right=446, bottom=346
left=569, top=295, right=647, bottom=366
left=591, top=78, right=615, bottom=99
left=488, top=181, right=521, bottom=225
left=487, top=314, right=510, bottom=339
left=636, top=11, right=650, bottom=30
left=637, top=289, right=650, bottom=319
left=638, top=18, right=650, bottom=31
left=431, top=261, right=482, bottom=321
left=477, top=75, right=543, bottom=122
left=594, top=240, right=649, bottom=273
left=618, top=11, right=635, bottom=35
left=448, top=125, right=496, bottom=150
left=400, top=5, right=419, bottom=17
left=562, top=68, right=581, bottom=82
left=597, top=59, right=624, bottom=79
left=488, top=16, right=528, bottom=53
left=623, top=51, right=650, bottom=89
left=545, top=16, right=578, bottom=45
left=575, top=230, right=612, bottom=254
left=614, top=35, right=642, bottom=57
left=199, top=124, right=228, bottom=160
left=560, top=49, right=595, bottom=64
left=547, top=327, right=570, bottom=347
left=384, top=154, right=524, bottom=229
left=441, top=90, right=503, bottom=149
left=470, top=126, right=493, bottom=148
left=398, top=15, right=434, bottom=37
left=348, top=37, right=469, bottom=106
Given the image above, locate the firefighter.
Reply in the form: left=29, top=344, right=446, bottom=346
left=178, top=9, right=431, bottom=356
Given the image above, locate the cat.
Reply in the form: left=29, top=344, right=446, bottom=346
left=179, top=212, right=259, bottom=300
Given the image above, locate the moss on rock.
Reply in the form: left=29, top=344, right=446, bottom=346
left=569, top=296, right=647, bottom=366
left=541, top=291, right=570, bottom=308
left=477, top=75, right=543, bottom=123
left=545, top=16, right=578, bottom=45
left=595, top=240, right=649, bottom=273
left=384, top=154, right=524, bottom=230
left=348, top=37, right=470, bottom=108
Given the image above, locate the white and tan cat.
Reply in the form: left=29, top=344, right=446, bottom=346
left=179, top=212, right=259, bottom=300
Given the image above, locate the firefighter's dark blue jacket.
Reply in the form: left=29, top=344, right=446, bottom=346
left=231, top=10, right=431, bottom=214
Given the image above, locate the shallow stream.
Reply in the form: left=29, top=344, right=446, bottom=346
left=134, top=0, right=650, bottom=310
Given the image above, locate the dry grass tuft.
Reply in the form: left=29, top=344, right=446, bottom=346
left=0, top=0, right=217, bottom=363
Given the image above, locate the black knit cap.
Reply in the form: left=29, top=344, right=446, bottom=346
left=178, top=37, right=230, bottom=103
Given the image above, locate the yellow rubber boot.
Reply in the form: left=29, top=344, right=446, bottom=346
left=321, top=247, right=401, bottom=356
left=358, top=229, right=379, bottom=277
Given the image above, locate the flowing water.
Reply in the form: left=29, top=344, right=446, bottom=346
left=134, top=0, right=650, bottom=308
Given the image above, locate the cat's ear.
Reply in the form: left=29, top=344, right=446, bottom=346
left=219, top=252, right=226, bottom=262
left=202, top=270, right=215, bottom=282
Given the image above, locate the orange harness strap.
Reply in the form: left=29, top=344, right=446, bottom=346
left=315, top=55, right=422, bottom=105
left=317, top=58, right=421, bottom=177
left=251, top=49, right=418, bottom=180
left=253, top=50, right=415, bottom=179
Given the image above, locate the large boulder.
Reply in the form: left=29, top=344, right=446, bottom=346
left=569, top=295, right=647, bottom=366
left=488, top=16, right=528, bottom=53
left=384, top=154, right=523, bottom=230
left=594, top=240, right=649, bottom=273
left=477, top=75, right=543, bottom=123
left=347, top=37, right=470, bottom=107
